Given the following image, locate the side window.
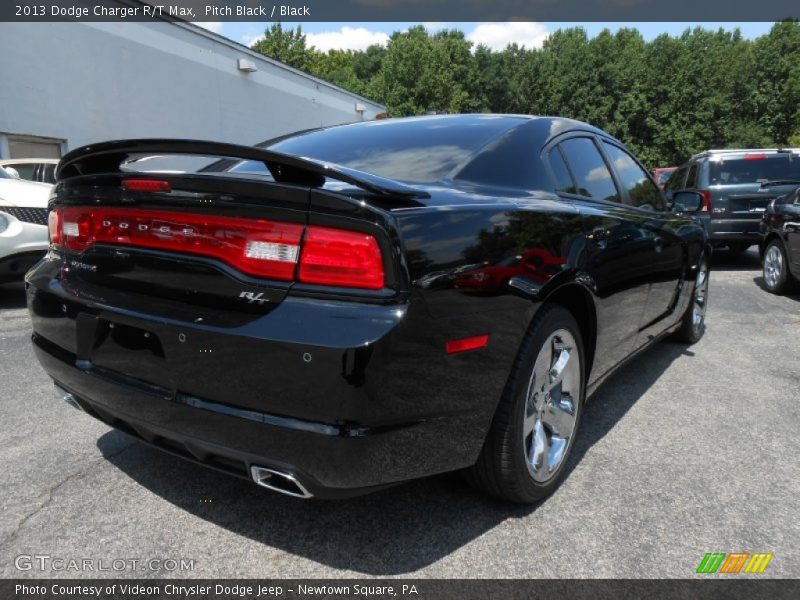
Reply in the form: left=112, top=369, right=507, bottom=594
left=665, top=166, right=688, bottom=192
left=9, top=163, right=36, bottom=180
left=602, top=142, right=665, bottom=211
left=43, top=164, right=57, bottom=184
left=548, top=147, right=576, bottom=194
left=558, top=137, right=620, bottom=202
left=685, top=163, right=698, bottom=189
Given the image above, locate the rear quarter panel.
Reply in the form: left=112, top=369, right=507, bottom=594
left=377, top=195, right=588, bottom=437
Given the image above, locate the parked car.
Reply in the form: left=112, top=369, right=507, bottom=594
left=27, top=115, right=710, bottom=503
left=651, top=166, right=677, bottom=190
left=665, top=148, right=800, bottom=253
left=759, top=188, right=800, bottom=293
left=0, top=159, right=59, bottom=184
left=0, top=166, right=51, bottom=282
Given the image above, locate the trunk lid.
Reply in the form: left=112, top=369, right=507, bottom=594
left=715, top=186, right=778, bottom=219
left=54, top=173, right=310, bottom=320
left=51, top=139, right=419, bottom=321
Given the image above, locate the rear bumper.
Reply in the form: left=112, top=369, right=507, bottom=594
left=25, top=259, right=514, bottom=497
left=32, top=330, right=494, bottom=497
left=707, top=218, right=762, bottom=244
left=36, top=336, right=418, bottom=497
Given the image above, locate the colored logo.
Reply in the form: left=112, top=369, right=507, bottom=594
left=696, top=552, right=773, bottom=574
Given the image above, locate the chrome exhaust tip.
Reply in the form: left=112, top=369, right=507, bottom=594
left=55, top=384, right=83, bottom=411
left=250, top=466, right=313, bottom=499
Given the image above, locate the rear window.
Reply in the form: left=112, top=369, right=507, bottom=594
left=267, top=116, right=524, bottom=184
left=709, top=154, right=800, bottom=185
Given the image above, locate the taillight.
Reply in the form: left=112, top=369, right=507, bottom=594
left=48, top=207, right=386, bottom=290
left=48, top=210, right=61, bottom=246
left=298, top=226, right=384, bottom=290
left=56, top=207, right=303, bottom=281
left=698, top=190, right=712, bottom=212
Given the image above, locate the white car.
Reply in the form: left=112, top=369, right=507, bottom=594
left=0, top=166, right=52, bottom=282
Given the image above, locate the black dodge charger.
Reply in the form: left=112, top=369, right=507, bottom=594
left=26, top=115, right=710, bottom=503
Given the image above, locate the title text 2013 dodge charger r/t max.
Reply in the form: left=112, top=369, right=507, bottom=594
left=26, top=115, right=710, bottom=503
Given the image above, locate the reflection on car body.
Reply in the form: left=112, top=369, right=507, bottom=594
left=456, top=248, right=567, bottom=293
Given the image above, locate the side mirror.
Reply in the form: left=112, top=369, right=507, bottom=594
left=672, top=191, right=703, bottom=213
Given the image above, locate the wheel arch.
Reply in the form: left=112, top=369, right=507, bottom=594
left=759, top=231, right=784, bottom=257
left=538, top=281, right=597, bottom=383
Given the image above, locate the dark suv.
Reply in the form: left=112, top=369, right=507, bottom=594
left=665, top=149, right=800, bottom=253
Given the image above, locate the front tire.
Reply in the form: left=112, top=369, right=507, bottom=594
left=672, top=253, right=709, bottom=344
left=762, top=238, right=795, bottom=294
left=466, top=304, right=585, bottom=503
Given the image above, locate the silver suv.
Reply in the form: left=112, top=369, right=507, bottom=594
left=665, top=149, right=800, bottom=252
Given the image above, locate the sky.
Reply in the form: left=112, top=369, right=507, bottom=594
left=193, top=22, right=776, bottom=52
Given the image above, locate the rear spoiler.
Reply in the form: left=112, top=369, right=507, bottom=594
left=57, top=139, right=430, bottom=200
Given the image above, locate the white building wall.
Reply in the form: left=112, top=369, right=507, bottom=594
left=0, top=21, right=384, bottom=158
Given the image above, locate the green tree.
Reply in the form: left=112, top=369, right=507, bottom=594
left=311, top=50, right=365, bottom=95
left=250, top=23, right=313, bottom=72
left=752, top=21, right=800, bottom=145
left=372, top=26, right=475, bottom=116
left=247, top=22, right=800, bottom=167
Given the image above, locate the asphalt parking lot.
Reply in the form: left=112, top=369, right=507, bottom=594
left=0, top=248, right=798, bottom=579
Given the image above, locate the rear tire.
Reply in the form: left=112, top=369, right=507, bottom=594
left=465, top=304, right=585, bottom=503
left=672, top=253, right=709, bottom=344
left=762, top=238, right=795, bottom=295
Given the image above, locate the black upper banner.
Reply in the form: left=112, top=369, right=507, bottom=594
left=3, top=0, right=800, bottom=22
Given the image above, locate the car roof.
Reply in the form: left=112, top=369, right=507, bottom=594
left=688, top=148, right=800, bottom=161
left=268, top=114, right=625, bottom=186
left=256, top=114, right=617, bottom=146
left=203, top=114, right=627, bottom=191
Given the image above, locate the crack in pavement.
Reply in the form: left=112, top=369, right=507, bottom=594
left=0, top=440, right=137, bottom=550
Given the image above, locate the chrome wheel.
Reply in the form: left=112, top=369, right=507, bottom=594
left=692, top=258, right=709, bottom=333
left=523, top=329, right=581, bottom=483
left=764, top=245, right=783, bottom=290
